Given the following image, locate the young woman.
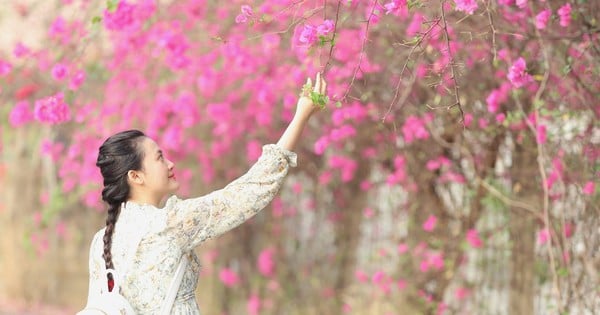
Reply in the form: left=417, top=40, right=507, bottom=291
left=86, top=73, right=327, bottom=313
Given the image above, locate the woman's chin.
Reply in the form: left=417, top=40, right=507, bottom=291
left=170, top=182, right=180, bottom=192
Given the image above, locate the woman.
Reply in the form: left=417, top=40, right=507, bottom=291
left=86, top=73, right=327, bottom=313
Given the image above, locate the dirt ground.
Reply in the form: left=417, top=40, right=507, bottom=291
left=0, top=297, right=75, bottom=315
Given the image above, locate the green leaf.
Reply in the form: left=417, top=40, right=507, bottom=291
left=64, top=90, right=75, bottom=106
left=557, top=267, right=569, bottom=277
left=408, top=0, right=423, bottom=10
left=562, top=64, right=572, bottom=75
left=310, top=91, right=329, bottom=110
left=335, top=101, right=342, bottom=108
left=107, top=0, right=119, bottom=13
left=91, top=16, right=102, bottom=25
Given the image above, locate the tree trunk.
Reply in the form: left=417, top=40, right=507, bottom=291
left=509, top=141, right=538, bottom=315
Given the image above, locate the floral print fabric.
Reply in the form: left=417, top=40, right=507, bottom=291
left=86, top=144, right=297, bottom=314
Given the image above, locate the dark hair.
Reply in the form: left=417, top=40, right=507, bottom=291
left=95, top=129, right=146, bottom=289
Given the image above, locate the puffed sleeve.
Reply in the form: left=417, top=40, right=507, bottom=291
left=165, top=144, right=297, bottom=251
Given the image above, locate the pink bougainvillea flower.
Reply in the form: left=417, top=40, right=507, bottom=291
left=49, top=16, right=67, bottom=37
left=0, top=59, right=12, bottom=76
left=397, top=243, right=409, bottom=254
left=423, top=214, right=437, bottom=232
left=563, top=222, right=574, bottom=238
left=406, top=13, right=424, bottom=37
left=219, top=268, right=240, bottom=287
left=34, top=93, right=71, bottom=124
left=557, top=3, right=571, bottom=27
left=455, top=287, right=470, bottom=300
left=582, top=181, right=595, bottom=195
left=402, top=115, right=430, bottom=144
left=496, top=113, right=506, bottom=123
left=258, top=248, right=275, bottom=277
left=537, top=228, right=551, bottom=245
left=299, top=24, right=317, bottom=44
left=235, top=14, right=248, bottom=24
left=535, top=9, right=551, bottom=30
left=246, top=294, right=260, bottom=315
left=13, top=42, right=30, bottom=58
left=104, top=1, right=136, bottom=31
left=241, top=5, right=253, bottom=17
left=515, top=0, right=527, bottom=9
left=463, top=113, right=473, bottom=127
left=363, top=207, right=375, bottom=218
left=454, top=0, right=478, bottom=14
left=420, top=251, right=444, bottom=272
left=507, top=57, right=533, bottom=88
left=51, top=63, right=68, bottom=81
left=9, top=100, right=33, bottom=127
left=316, top=20, right=334, bottom=36
left=355, top=269, right=369, bottom=283
left=466, top=229, right=483, bottom=248
left=384, top=0, right=407, bottom=15
left=536, top=124, right=547, bottom=144
left=69, top=70, right=86, bottom=90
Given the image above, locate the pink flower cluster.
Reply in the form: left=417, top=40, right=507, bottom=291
left=507, top=57, right=533, bottom=88
left=545, top=157, right=563, bottom=190
left=51, top=63, right=68, bottom=81
left=557, top=3, right=572, bottom=27
left=454, top=0, right=478, bottom=15
left=386, top=155, right=407, bottom=186
left=219, top=268, right=240, bottom=287
left=299, top=20, right=334, bottom=45
left=0, top=59, right=12, bottom=76
left=235, top=5, right=253, bottom=24
left=466, top=229, right=483, bottom=248
left=535, top=9, right=551, bottom=30
left=33, top=93, right=71, bottom=124
left=486, top=84, right=511, bottom=113
left=537, top=228, right=551, bottom=245
left=426, top=156, right=451, bottom=171
left=104, top=1, right=136, bottom=31
left=9, top=101, right=34, bottom=127
left=329, top=155, right=358, bottom=182
left=419, top=251, right=444, bottom=272
left=583, top=181, right=595, bottom=195
left=402, top=114, right=431, bottom=144
left=423, top=214, right=437, bottom=231
left=258, top=248, right=276, bottom=277
left=383, top=0, right=407, bottom=15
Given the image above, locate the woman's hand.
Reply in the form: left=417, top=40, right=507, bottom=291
left=295, top=72, right=328, bottom=120
left=276, top=72, right=327, bottom=151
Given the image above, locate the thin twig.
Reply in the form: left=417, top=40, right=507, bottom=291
left=440, top=0, right=465, bottom=126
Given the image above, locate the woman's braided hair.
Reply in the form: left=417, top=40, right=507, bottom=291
left=95, top=130, right=146, bottom=290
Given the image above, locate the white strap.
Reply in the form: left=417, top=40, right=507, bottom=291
left=159, top=254, right=189, bottom=315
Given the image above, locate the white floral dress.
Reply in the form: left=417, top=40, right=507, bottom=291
left=86, top=144, right=297, bottom=314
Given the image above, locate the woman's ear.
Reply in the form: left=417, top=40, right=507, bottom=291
left=127, top=170, right=144, bottom=185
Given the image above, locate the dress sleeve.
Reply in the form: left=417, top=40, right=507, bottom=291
left=165, top=144, right=297, bottom=251
left=86, top=231, right=104, bottom=305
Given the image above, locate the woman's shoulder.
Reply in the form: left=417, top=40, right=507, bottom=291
left=164, top=195, right=181, bottom=209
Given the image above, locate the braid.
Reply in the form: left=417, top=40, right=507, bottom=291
left=102, top=203, right=120, bottom=281
left=95, top=129, right=146, bottom=292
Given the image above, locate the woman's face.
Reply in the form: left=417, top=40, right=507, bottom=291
left=137, top=137, right=179, bottom=200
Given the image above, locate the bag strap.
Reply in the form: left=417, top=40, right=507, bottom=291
left=159, top=253, right=189, bottom=315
